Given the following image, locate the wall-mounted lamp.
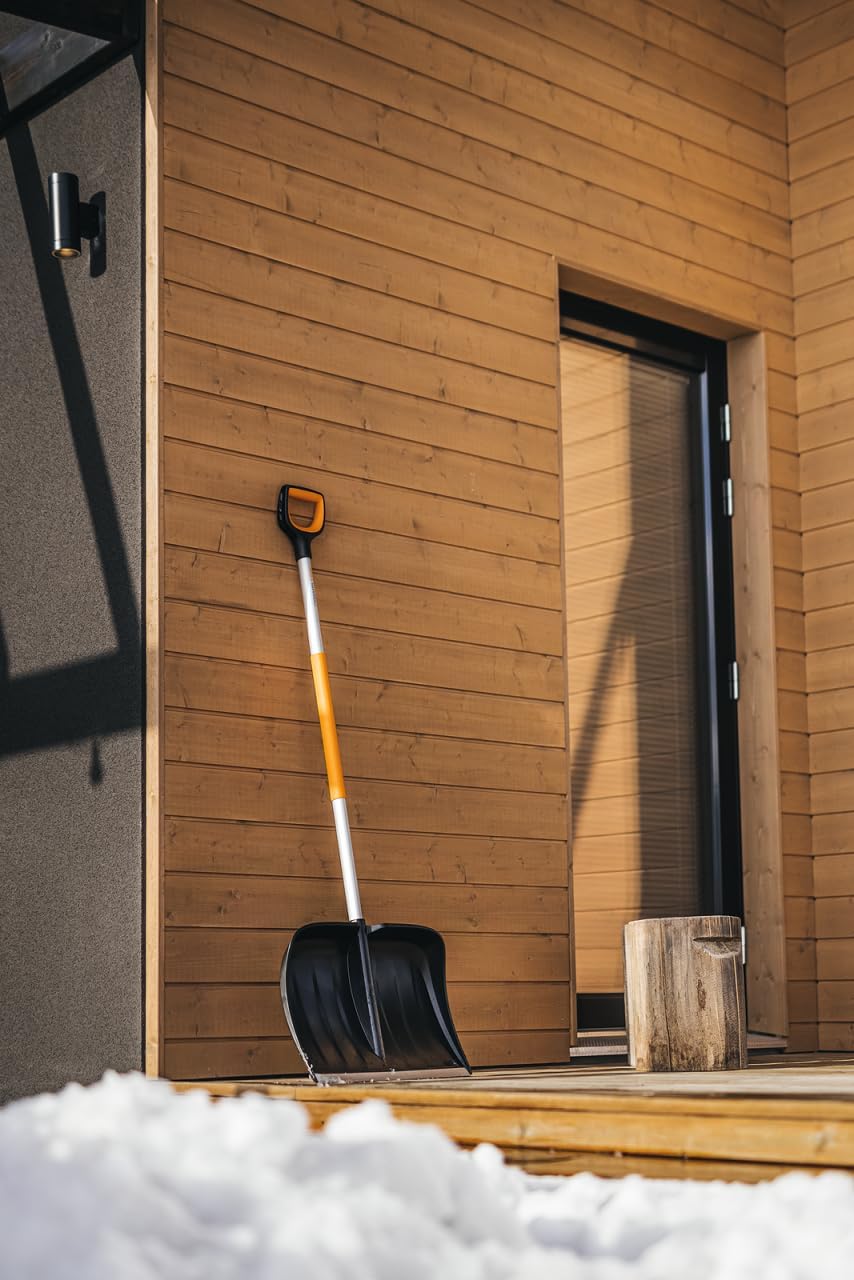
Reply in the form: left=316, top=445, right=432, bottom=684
left=48, top=171, right=102, bottom=261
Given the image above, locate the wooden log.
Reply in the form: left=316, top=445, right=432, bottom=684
left=624, top=916, right=747, bottom=1072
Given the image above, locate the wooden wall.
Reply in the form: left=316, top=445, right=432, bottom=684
left=151, top=0, right=811, bottom=1077
left=789, top=0, right=854, bottom=1054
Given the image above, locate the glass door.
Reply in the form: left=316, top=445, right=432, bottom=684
left=559, top=296, right=742, bottom=1030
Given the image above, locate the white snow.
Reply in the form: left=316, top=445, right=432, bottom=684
left=0, top=1072, right=852, bottom=1279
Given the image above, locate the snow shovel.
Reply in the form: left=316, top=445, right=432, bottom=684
left=276, top=484, right=471, bottom=1085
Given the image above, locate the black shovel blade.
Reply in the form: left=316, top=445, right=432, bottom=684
left=281, top=921, right=471, bottom=1084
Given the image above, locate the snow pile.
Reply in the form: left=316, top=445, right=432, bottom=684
left=0, top=1073, right=852, bottom=1278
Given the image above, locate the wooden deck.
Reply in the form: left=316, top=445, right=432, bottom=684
left=174, top=1054, right=854, bottom=1182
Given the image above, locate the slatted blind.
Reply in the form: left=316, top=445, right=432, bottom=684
left=561, top=337, right=703, bottom=994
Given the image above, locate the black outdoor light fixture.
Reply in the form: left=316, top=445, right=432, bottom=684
left=48, top=170, right=101, bottom=259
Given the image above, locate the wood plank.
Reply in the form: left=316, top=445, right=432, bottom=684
left=786, top=0, right=841, bottom=29
left=164, top=925, right=571, bottom=983
left=169, top=1070, right=854, bottom=1169
left=818, top=939, right=854, bottom=981
left=164, top=817, right=567, bottom=887
left=470, top=0, right=786, bottom=136
left=785, top=856, right=813, bottom=900
left=790, top=116, right=854, bottom=181
left=640, top=0, right=783, bottom=64
left=779, top=689, right=808, bottom=734
left=785, top=896, right=815, bottom=940
left=161, top=642, right=563, bottom=763
left=819, top=983, right=854, bottom=1022
left=162, top=128, right=554, bottom=336
left=770, top=410, right=800, bottom=455
left=797, top=359, right=854, bottom=417
left=783, top=860, right=814, bottom=901
left=163, top=228, right=555, bottom=386
left=164, top=761, right=567, bottom=840
left=173, top=0, right=791, bottom=260
left=557, top=0, right=783, bottom=98
left=808, top=647, right=854, bottom=696
left=796, top=284, right=854, bottom=339
left=789, top=80, right=854, bottom=145
left=811, top=728, right=854, bottom=774
left=815, top=814, right=854, bottom=856
left=774, top=527, right=802, bottom=573
left=160, top=59, right=792, bottom=331
left=164, top=605, right=565, bottom=704
left=794, top=236, right=854, bottom=297
left=163, top=372, right=557, bottom=481
left=805, top=564, right=854, bottom=616
left=792, top=157, right=854, bottom=221
left=781, top=730, right=810, bottom=775
left=165, top=706, right=568, bottom=795
left=246, top=0, right=787, bottom=167
left=164, top=544, right=563, bottom=657
left=163, top=5, right=793, bottom=257
left=364, top=0, right=789, bottom=181
left=164, top=281, right=557, bottom=428
left=164, top=1029, right=571, bottom=1078
left=777, top=649, right=807, bottom=692
left=787, top=3, right=854, bottom=65
left=797, top=319, right=854, bottom=377
left=814, top=771, right=854, bottom=815
left=782, top=771, right=811, bottom=814
left=164, top=869, right=570, bottom=933
left=806, top=525, right=854, bottom=578
left=162, top=385, right=560, bottom=565
left=787, top=36, right=854, bottom=103
left=164, top=980, right=570, bottom=1039
left=789, top=980, right=818, bottom=1023
left=160, top=72, right=560, bottom=294
left=815, top=853, right=854, bottom=898
left=820, top=1024, right=854, bottom=1051
left=803, top=478, right=854, bottom=532
left=803, top=437, right=854, bottom=496
left=806, top=603, right=854, bottom=654
left=789, top=938, right=817, bottom=982
left=164, top=491, right=560, bottom=611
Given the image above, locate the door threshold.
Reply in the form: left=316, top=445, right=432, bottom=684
left=571, top=1030, right=787, bottom=1058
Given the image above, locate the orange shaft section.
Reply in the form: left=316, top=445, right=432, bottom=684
left=310, top=652, right=346, bottom=801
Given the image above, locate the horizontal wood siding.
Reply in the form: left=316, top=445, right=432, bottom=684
left=156, top=0, right=799, bottom=1076
left=791, top=0, right=854, bottom=1054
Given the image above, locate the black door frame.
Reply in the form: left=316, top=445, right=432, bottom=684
left=559, top=292, right=743, bottom=1032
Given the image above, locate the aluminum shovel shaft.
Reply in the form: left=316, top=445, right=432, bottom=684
left=295, top=554, right=362, bottom=923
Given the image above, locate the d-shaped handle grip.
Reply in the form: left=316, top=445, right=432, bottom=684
left=277, top=484, right=325, bottom=559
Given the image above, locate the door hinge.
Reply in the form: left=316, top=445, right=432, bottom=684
left=729, top=660, right=740, bottom=702
left=721, top=403, right=731, bottom=442
left=741, top=925, right=747, bottom=966
left=723, top=477, right=734, bottom=516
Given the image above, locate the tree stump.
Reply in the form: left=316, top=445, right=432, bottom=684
left=624, top=916, right=747, bottom=1071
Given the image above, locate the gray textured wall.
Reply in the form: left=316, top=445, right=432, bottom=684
left=0, top=45, right=143, bottom=1100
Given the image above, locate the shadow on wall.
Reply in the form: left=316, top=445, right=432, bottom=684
left=568, top=354, right=702, bottom=921
left=0, top=82, right=141, bottom=761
